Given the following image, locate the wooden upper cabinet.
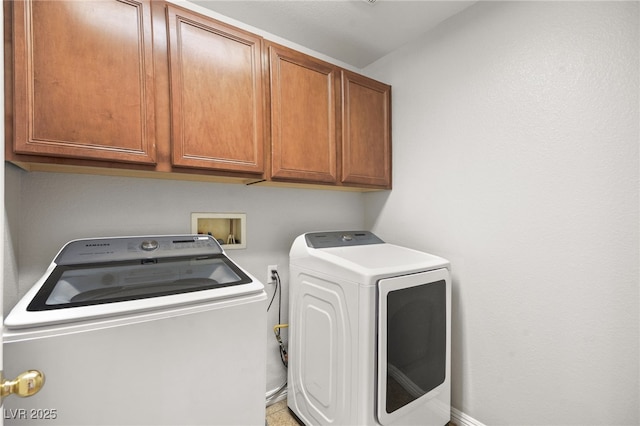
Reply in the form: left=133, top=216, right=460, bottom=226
left=166, top=6, right=264, bottom=174
left=12, top=0, right=157, bottom=164
left=341, top=70, right=391, bottom=188
left=8, top=1, right=390, bottom=189
left=268, top=43, right=340, bottom=184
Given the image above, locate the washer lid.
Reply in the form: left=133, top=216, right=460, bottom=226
left=5, top=235, right=261, bottom=330
left=28, top=253, right=251, bottom=311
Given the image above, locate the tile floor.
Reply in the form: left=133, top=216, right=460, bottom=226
left=266, top=400, right=301, bottom=426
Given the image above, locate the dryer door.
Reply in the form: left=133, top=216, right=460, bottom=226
left=377, top=268, right=451, bottom=426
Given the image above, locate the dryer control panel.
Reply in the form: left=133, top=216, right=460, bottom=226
left=304, top=231, right=384, bottom=248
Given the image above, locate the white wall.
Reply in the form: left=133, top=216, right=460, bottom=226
left=4, top=165, right=365, bottom=394
left=364, top=1, right=639, bottom=425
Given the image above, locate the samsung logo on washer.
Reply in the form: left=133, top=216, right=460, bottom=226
left=85, top=243, right=110, bottom=247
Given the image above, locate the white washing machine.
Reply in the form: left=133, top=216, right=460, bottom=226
left=3, top=235, right=267, bottom=426
left=288, top=231, right=451, bottom=426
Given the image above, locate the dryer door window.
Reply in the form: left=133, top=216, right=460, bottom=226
left=376, top=268, right=450, bottom=425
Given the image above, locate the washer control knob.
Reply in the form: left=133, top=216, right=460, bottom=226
left=341, top=234, right=353, bottom=242
left=140, top=240, right=159, bottom=251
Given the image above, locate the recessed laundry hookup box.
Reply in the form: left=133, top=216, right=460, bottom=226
left=191, top=212, right=246, bottom=249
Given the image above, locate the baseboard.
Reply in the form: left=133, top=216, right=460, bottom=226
left=451, top=407, right=486, bottom=426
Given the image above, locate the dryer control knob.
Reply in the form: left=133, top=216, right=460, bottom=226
left=341, top=234, right=353, bottom=241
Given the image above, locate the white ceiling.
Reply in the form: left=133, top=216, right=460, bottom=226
left=191, top=0, right=477, bottom=69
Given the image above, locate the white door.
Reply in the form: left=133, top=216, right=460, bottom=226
left=1, top=0, right=6, bottom=421
left=0, top=7, right=45, bottom=425
left=376, top=268, right=451, bottom=426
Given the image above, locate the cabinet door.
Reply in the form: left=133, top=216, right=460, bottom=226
left=12, top=0, right=156, bottom=164
left=166, top=6, right=264, bottom=174
left=268, top=43, right=339, bottom=183
left=341, top=70, right=391, bottom=188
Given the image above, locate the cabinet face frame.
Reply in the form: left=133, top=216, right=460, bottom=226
left=341, top=70, right=392, bottom=189
left=166, top=5, right=265, bottom=175
left=267, top=42, right=340, bottom=184
left=12, top=0, right=157, bottom=164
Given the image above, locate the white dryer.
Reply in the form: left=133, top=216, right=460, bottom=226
left=288, top=231, right=451, bottom=426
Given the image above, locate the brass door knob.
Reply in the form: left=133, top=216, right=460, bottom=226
left=0, top=370, right=45, bottom=401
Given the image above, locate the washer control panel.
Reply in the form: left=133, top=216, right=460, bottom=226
left=305, top=231, right=384, bottom=249
left=55, top=235, right=222, bottom=265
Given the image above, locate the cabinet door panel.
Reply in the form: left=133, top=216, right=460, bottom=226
left=269, top=44, right=339, bottom=183
left=341, top=71, right=391, bottom=188
left=167, top=6, right=264, bottom=174
left=13, top=0, right=156, bottom=164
